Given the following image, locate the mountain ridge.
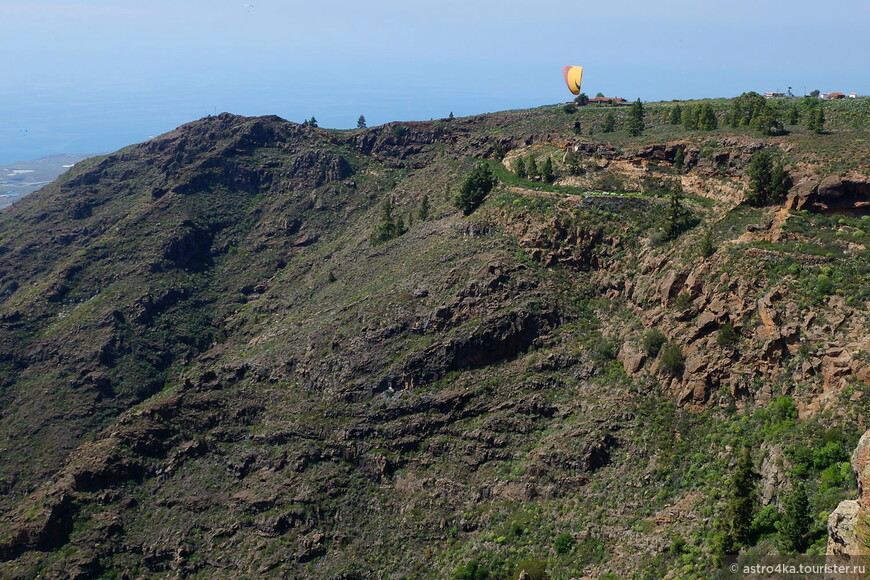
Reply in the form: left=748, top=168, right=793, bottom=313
left=0, top=101, right=867, bottom=578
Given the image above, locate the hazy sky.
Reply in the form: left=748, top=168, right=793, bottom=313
left=1, top=0, right=867, bottom=164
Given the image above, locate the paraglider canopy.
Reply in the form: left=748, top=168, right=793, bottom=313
left=562, top=66, right=583, bottom=95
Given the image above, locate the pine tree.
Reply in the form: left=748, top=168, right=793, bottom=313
left=625, top=99, right=645, bottom=136
left=454, top=161, right=497, bottom=215
left=670, top=104, right=682, bottom=125
left=778, top=482, right=811, bottom=553
left=602, top=111, right=616, bottom=133
left=720, top=447, right=759, bottom=553
left=666, top=181, right=689, bottom=238
left=418, top=194, right=430, bottom=221
left=309, top=116, right=318, bottom=128
left=813, top=107, right=825, bottom=134
left=357, top=115, right=367, bottom=129
left=698, top=104, right=718, bottom=130
left=513, top=157, right=527, bottom=179
left=526, top=156, right=539, bottom=181
left=682, top=105, right=698, bottom=130
left=541, top=157, right=555, bottom=183
left=673, top=147, right=685, bottom=172
left=370, top=199, right=407, bottom=245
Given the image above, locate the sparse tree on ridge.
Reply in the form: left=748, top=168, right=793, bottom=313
left=357, top=115, right=367, bottom=129
left=526, top=156, right=539, bottom=181
left=541, top=157, right=555, bottom=183
left=602, top=111, right=616, bottom=133
left=454, top=161, right=498, bottom=215
left=625, top=99, right=645, bottom=136
left=513, top=156, right=527, bottom=179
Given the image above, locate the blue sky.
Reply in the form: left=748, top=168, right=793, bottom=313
left=1, top=0, right=867, bottom=164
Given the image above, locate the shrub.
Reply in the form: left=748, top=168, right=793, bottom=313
left=768, top=395, right=798, bottom=423
left=659, top=343, right=685, bottom=375
left=673, top=292, right=693, bottom=311
left=453, top=559, right=490, bottom=580
left=716, top=322, right=739, bottom=347
left=642, top=328, right=667, bottom=357
left=513, top=558, right=547, bottom=580
left=554, top=531, right=575, bottom=555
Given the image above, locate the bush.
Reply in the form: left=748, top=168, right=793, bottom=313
left=554, top=531, right=575, bottom=554
left=453, top=559, right=490, bottom=580
left=513, top=558, right=547, bottom=580
left=673, top=292, right=693, bottom=311
left=642, top=328, right=667, bottom=357
left=659, top=343, right=685, bottom=375
left=716, top=322, right=739, bottom=347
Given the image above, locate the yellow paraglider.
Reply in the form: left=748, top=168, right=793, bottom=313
left=562, top=66, right=583, bottom=95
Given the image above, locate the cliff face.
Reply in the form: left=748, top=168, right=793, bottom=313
left=829, top=430, right=870, bottom=557
left=0, top=105, right=867, bottom=578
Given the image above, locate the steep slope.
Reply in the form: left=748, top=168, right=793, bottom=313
left=0, top=102, right=867, bottom=579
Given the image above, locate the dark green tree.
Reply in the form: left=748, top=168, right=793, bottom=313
left=751, top=105, right=784, bottom=135
left=357, top=115, right=367, bottom=129
left=526, top=156, right=539, bottom=181
left=700, top=229, right=715, bottom=258
left=670, top=104, right=683, bottom=125
left=747, top=150, right=790, bottom=206
left=513, top=156, right=527, bottom=179
left=673, top=147, right=685, bottom=172
left=541, top=157, right=555, bottom=183
left=698, top=104, right=718, bottom=130
left=666, top=181, right=689, bottom=238
left=812, top=107, right=825, bottom=134
left=308, top=116, right=318, bottom=128
left=564, top=149, right=583, bottom=175
left=448, top=111, right=455, bottom=119
left=788, top=106, right=800, bottom=125
left=370, top=199, right=407, bottom=245
left=574, top=93, right=589, bottom=106
left=720, top=447, right=759, bottom=553
left=418, top=194, right=430, bottom=221
left=602, top=111, right=616, bottom=133
left=454, top=161, right=498, bottom=215
left=625, top=99, right=645, bottom=136
left=777, top=482, right=811, bottom=553
left=682, top=105, right=698, bottom=130
left=452, top=559, right=490, bottom=580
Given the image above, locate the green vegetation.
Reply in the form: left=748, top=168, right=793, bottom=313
left=659, top=342, right=685, bottom=375
left=625, top=99, right=645, bottom=136
left=716, top=322, right=739, bottom=347
left=0, top=95, right=867, bottom=580
left=455, top=161, right=498, bottom=215
left=642, top=328, right=667, bottom=357
left=746, top=150, right=790, bottom=206
left=718, top=447, right=759, bottom=553
left=370, top=199, right=407, bottom=245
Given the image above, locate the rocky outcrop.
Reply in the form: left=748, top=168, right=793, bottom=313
left=827, top=430, right=870, bottom=556
left=788, top=174, right=870, bottom=214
